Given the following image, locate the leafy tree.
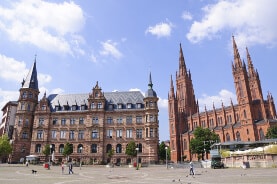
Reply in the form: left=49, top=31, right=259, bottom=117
left=63, top=142, right=73, bottom=161
left=190, top=127, right=220, bottom=160
left=266, top=125, right=277, bottom=139
left=107, top=149, right=114, bottom=159
left=125, top=141, right=137, bottom=163
left=0, top=135, right=12, bottom=159
left=159, top=141, right=170, bottom=161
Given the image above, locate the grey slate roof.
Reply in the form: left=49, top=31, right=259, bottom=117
left=47, top=91, right=145, bottom=112
left=22, top=61, right=39, bottom=90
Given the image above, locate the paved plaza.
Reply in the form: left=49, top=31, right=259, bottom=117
left=0, top=164, right=277, bottom=184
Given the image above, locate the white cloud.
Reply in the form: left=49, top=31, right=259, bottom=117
left=198, top=89, right=237, bottom=112
left=0, top=0, right=85, bottom=55
left=145, top=21, right=173, bottom=38
left=186, top=0, right=277, bottom=47
left=99, top=40, right=123, bottom=60
left=51, top=88, right=65, bottom=94
left=182, top=11, right=193, bottom=21
left=0, top=54, right=52, bottom=85
left=0, top=88, right=19, bottom=111
left=158, top=97, right=168, bottom=109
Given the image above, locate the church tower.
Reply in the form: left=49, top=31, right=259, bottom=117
left=11, top=59, right=39, bottom=162
left=169, top=44, right=197, bottom=162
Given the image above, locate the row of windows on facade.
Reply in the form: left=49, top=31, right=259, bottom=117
left=171, top=129, right=266, bottom=151
left=37, top=115, right=157, bottom=126
left=21, top=92, right=37, bottom=99
left=21, top=128, right=158, bottom=139
left=188, top=109, right=265, bottom=131
left=52, top=102, right=146, bottom=112
left=34, top=143, right=144, bottom=154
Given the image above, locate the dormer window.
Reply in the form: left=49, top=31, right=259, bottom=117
left=118, top=104, right=122, bottom=109
left=55, top=106, right=60, bottom=111
left=41, top=104, right=46, bottom=110
left=64, top=105, right=69, bottom=111
left=95, top=92, right=99, bottom=97
left=81, top=105, right=87, bottom=110
left=136, top=103, right=141, bottom=109
left=127, top=103, right=132, bottom=109
left=108, top=104, right=114, bottom=110
left=72, top=105, right=77, bottom=111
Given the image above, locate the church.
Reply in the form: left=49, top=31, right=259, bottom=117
left=1, top=60, right=159, bottom=165
left=168, top=37, right=277, bottom=162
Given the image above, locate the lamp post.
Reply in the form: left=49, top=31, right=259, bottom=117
left=48, top=145, right=52, bottom=170
left=165, top=146, right=168, bottom=169
left=80, top=147, right=83, bottom=170
left=136, top=147, right=139, bottom=170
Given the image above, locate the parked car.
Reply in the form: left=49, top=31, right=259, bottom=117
left=211, top=156, right=224, bottom=169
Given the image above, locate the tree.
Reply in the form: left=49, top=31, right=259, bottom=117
left=63, top=142, right=73, bottom=161
left=159, top=141, right=169, bottom=161
left=125, top=141, right=137, bottom=163
left=266, top=125, right=277, bottom=139
left=190, top=127, right=220, bottom=160
left=107, top=148, right=114, bottom=164
left=0, top=135, right=12, bottom=161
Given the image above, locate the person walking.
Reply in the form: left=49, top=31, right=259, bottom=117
left=61, top=162, right=65, bottom=174
left=189, top=161, right=194, bottom=175
left=69, top=162, right=74, bottom=174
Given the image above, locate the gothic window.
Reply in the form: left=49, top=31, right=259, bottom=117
left=243, top=110, right=247, bottom=119
left=226, top=133, right=230, bottom=142
left=259, top=129, right=265, bottom=140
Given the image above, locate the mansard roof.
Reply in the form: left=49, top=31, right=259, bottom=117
left=47, top=91, right=144, bottom=111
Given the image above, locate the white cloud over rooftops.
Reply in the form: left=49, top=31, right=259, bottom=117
left=186, top=0, right=277, bottom=47
left=99, top=40, right=123, bottom=60
left=145, top=21, right=174, bottom=38
left=0, top=0, right=85, bottom=55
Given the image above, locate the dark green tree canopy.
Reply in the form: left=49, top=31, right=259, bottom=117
left=125, top=141, right=137, bottom=157
left=266, top=125, right=277, bottom=139
left=189, top=127, right=220, bottom=160
left=63, top=142, right=73, bottom=157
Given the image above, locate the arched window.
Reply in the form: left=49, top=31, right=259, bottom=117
left=236, top=131, right=241, bottom=141
left=106, top=144, right=112, bottom=153
left=77, top=144, right=83, bottom=153
left=59, top=144, right=64, bottom=153
left=226, top=133, right=230, bottom=142
left=116, top=144, right=122, bottom=153
left=259, top=129, right=265, bottom=140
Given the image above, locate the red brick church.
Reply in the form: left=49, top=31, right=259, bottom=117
left=168, top=37, right=277, bottom=162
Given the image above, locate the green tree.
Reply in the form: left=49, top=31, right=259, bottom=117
left=0, top=135, right=12, bottom=160
left=63, top=142, right=73, bottom=161
left=266, top=125, right=277, bottom=139
left=159, top=141, right=170, bottom=161
left=190, top=127, right=220, bottom=160
left=125, top=141, right=137, bottom=163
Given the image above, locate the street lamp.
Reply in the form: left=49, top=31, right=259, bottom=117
left=136, top=147, right=139, bottom=170
left=80, top=147, right=83, bottom=170
left=49, top=145, right=52, bottom=170
left=165, top=147, right=168, bottom=169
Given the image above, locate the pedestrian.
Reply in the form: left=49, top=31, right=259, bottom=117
left=69, top=162, right=74, bottom=174
left=189, top=161, right=194, bottom=175
left=26, top=161, right=29, bottom=167
left=61, top=162, right=65, bottom=174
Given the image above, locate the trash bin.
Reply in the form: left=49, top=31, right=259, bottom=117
left=133, top=162, right=137, bottom=167
left=44, top=163, right=49, bottom=168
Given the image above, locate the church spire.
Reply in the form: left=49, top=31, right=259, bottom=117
left=22, top=57, right=39, bottom=90
left=246, top=47, right=256, bottom=78
left=148, top=72, right=153, bottom=89
left=232, top=36, right=242, bottom=68
left=179, top=43, right=187, bottom=76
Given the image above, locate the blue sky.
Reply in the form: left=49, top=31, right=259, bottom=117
left=0, top=0, right=277, bottom=142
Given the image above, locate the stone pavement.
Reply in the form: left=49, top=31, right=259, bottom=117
left=0, top=164, right=277, bottom=184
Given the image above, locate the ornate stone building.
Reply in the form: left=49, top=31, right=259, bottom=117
left=4, top=60, right=159, bottom=165
left=168, top=37, right=277, bottom=162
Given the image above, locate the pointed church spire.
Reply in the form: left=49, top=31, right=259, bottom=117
left=232, top=36, right=242, bottom=68
left=246, top=47, right=256, bottom=78
left=145, top=72, right=157, bottom=97
left=22, top=57, right=39, bottom=90
left=179, top=43, right=187, bottom=76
